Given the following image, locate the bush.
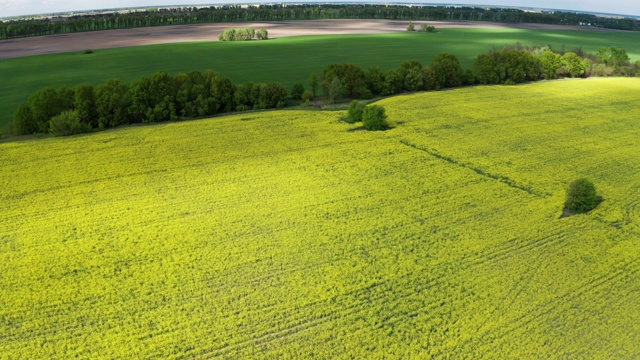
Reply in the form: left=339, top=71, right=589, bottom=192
left=12, top=103, right=37, bottom=135
left=419, top=24, right=438, bottom=33
left=564, top=178, right=601, bottom=214
left=346, top=100, right=366, bottom=123
left=301, top=90, right=313, bottom=102
left=256, top=28, right=268, bottom=40
left=362, top=105, right=388, bottom=131
left=84, top=49, right=94, bottom=54
left=290, top=83, right=305, bottom=100
left=49, top=110, right=92, bottom=136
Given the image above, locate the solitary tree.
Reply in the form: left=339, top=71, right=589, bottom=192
left=564, top=178, right=600, bottom=214
left=407, top=21, right=415, bottom=31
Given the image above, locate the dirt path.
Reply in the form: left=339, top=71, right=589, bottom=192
left=0, top=19, right=611, bottom=60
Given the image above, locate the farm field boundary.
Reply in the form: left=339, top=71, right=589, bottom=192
left=2, top=27, right=640, bottom=133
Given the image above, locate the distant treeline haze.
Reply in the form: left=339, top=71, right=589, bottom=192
left=1, top=4, right=639, bottom=39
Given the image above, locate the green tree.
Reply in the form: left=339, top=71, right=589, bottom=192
left=407, top=20, right=415, bottom=31
left=596, top=47, right=630, bottom=68
left=562, top=52, right=586, bottom=78
left=219, top=28, right=236, bottom=41
left=95, top=79, right=130, bottom=129
left=256, top=28, right=268, bottom=40
left=12, top=103, right=37, bottom=135
left=49, top=110, right=92, bottom=136
left=290, top=83, right=305, bottom=100
left=399, top=60, right=424, bottom=92
left=301, top=90, right=313, bottom=103
left=383, top=69, right=403, bottom=95
left=308, top=73, right=319, bottom=97
left=74, top=84, right=97, bottom=128
left=362, top=104, right=388, bottom=131
left=28, top=87, right=67, bottom=133
left=322, top=63, right=367, bottom=98
left=346, top=100, right=366, bottom=123
left=422, top=66, right=439, bottom=90
left=564, top=178, right=600, bottom=214
left=365, top=65, right=385, bottom=96
left=210, top=76, right=236, bottom=113
left=257, top=82, right=287, bottom=109
left=538, top=50, right=563, bottom=79
left=431, top=53, right=464, bottom=88
left=328, top=77, right=342, bottom=104
left=474, top=53, right=500, bottom=85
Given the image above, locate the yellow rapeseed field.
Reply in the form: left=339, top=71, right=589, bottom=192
left=1, top=78, right=639, bottom=358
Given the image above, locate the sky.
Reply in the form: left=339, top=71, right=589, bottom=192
left=1, top=0, right=639, bottom=18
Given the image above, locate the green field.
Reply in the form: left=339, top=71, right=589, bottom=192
left=1, top=28, right=640, bottom=133
left=1, top=78, right=639, bottom=358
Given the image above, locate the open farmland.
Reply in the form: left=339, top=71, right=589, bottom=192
left=2, top=27, right=640, bottom=133
left=1, top=78, right=639, bottom=358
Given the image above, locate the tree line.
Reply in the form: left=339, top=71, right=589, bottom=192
left=11, top=45, right=637, bottom=136
left=309, top=45, right=637, bottom=106
left=2, top=4, right=639, bottom=40
left=12, top=71, right=287, bottom=136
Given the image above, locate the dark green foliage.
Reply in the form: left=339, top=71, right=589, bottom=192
left=346, top=100, right=366, bottom=123
left=421, top=66, right=439, bottom=91
left=17, top=69, right=293, bottom=136
left=129, top=70, right=177, bottom=123
left=474, top=49, right=543, bottom=84
left=322, top=64, right=367, bottom=99
left=383, top=69, right=404, bottom=95
left=211, top=76, right=236, bottom=113
left=74, top=84, right=97, bottom=128
left=290, top=83, right=305, bottom=100
left=301, top=91, right=314, bottom=102
left=399, top=60, right=424, bottom=92
left=28, top=87, right=69, bottom=133
left=431, top=53, right=464, bottom=88
left=49, top=110, right=92, bottom=136
left=362, top=105, right=388, bottom=131
left=234, top=81, right=259, bottom=111
left=564, top=178, right=600, bottom=214
left=174, top=70, right=215, bottom=117
left=12, top=103, right=36, bottom=135
left=95, top=79, right=130, bottom=129
left=328, top=77, right=342, bottom=104
left=463, top=69, right=477, bottom=85
left=365, top=66, right=385, bottom=96
left=596, top=47, right=630, bottom=68
left=308, top=73, right=318, bottom=97
left=84, top=49, right=94, bottom=54
left=257, top=83, right=288, bottom=109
